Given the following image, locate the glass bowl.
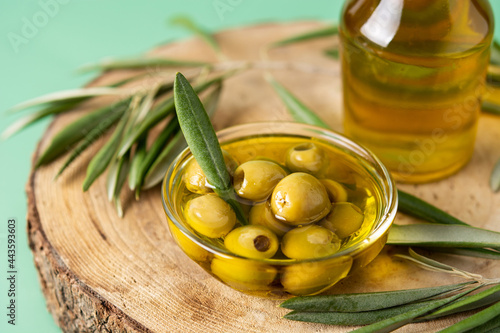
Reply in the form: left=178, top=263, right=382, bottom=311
left=162, top=122, right=398, bottom=298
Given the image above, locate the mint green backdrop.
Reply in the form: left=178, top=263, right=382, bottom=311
left=0, top=1, right=499, bottom=332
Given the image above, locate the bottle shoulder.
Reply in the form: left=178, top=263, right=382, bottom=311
left=340, top=0, right=494, bottom=58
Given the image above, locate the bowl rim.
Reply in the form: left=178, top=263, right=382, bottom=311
left=161, top=121, right=398, bottom=264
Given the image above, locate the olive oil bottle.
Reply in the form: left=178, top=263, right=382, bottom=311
left=339, top=0, right=494, bottom=183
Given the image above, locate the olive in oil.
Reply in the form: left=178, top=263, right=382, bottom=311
left=340, top=0, right=494, bottom=183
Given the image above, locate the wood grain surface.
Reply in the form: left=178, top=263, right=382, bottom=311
left=27, top=22, right=500, bottom=332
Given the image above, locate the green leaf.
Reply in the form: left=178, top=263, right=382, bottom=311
left=481, top=100, right=500, bottom=116
left=134, top=118, right=179, bottom=198
left=142, top=131, right=185, bottom=190
left=174, top=72, right=248, bottom=225
left=54, top=108, right=124, bottom=178
left=6, top=87, right=125, bottom=113
left=106, top=152, right=131, bottom=217
left=424, top=247, right=500, bottom=260
left=171, top=16, right=221, bottom=55
left=324, top=47, right=339, bottom=59
left=280, top=282, right=471, bottom=312
left=489, top=40, right=500, bottom=66
left=142, top=83, right=222, bottom=190
left=117, top=75, right=224, bottom=157
left=82, top=104, right=132, bottom=191
left=397, top=190, right=469, bottom=226
left=79, top=57, right=208, bottom=73
left=387, top=224, right=500, bottom=248
left=270, top=25, right=338, bottom=48
left=424, top=284, right=500, bottom=321
left=36, top=99, right=130, bottom=167
left=1, top=99, right=85, bottom=140
left=438, top=301, right=500, bottom=333
left=267, top=75, right=329, bottom=129
left=466, top=314, right=500, bottom=333
left=490, top=158, right=500, bottom=192
left=284, top=300, right=439, bottom=326
left=350, top=290, right=471, bottom=333
left=128, top=136, right=147, bottom=191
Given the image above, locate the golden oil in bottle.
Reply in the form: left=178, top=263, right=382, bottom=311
left=339, top=0, right=494, bottom=183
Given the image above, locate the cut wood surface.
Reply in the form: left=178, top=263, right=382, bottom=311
left=27, top=22, right=500, bottom=332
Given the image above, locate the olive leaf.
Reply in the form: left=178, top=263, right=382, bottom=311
left=82, top=103, right=133, bottom=191
left=128, top=136, right=147, bottom=191
left=280, top=282, right=472, bottom=312
left=348, top=289, right=473, bottom=333
left=54, top=108, right=125, bottom=179
left=117, top=74, right=225, bottom=157
left=481, top=100, right=500, bottom=116
left=6, top=87, right=126, bottom=113
left=438, top=300, right=500, bottom=333
left=324, top=47, right=339, bottom=59
left=173, top=72, right=248, bottom=225
left=284, top=300, right=441, bottom=326
left=489, top=40, right=500, bottom=66
left=36, top=99, right=130, bottom=167
left=269, top=25, right=338, bottom=48
left=170, top=16, right=222, bottom=56
left=267, top=74, right=330, bottom=129
left=1, top=99, right=85, bottom=140
left=490, top=157, right=500, bottom=192
left=142, top=83, right=222, bottom=190
left=106, top=152, right=131, bottom=217
left=79, top=57, right=208, bottom=73
left=387, top=224, right=500, bottom=249
left=397, top=190, right=469, bottom=226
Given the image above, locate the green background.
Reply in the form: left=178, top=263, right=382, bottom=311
left=0, top=1, right=499, bottom=332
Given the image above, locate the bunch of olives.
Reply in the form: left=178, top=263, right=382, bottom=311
left=182, top=142, right=365, bottom=261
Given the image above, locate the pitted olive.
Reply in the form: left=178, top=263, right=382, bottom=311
left=233, top=160, right=287, bottom=201
left=281, top=225, right=341, bottom=259
left=319, top=202, right=364, bottom=239
left=320, top=179, right=348, bottom=203
left=211, top=257, right=277, bottom=291
left=286, top=143, right=325, bottom=174
left=184, top=150, right=238, bottom=194
left=249, top=202, right=292, bottom=237
left=184, top=194, right=236, bottom=238
left=224, top=225, right=279, bottom=259
left=271, top=172, right=331, bottom=225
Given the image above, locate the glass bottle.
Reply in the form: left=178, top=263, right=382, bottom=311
left=339, top=0, right=494, bottom=183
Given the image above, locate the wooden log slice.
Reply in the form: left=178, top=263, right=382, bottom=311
left=27, top=22, right=500, bottom=332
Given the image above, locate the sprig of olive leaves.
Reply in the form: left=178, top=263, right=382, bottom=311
left=281, top=249, right=500, bottom=332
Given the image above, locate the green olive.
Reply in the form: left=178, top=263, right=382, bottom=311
left=281, top=256, right=353, bottom=295
left=249, top=202, right=292, bottom=237
left=271, top=172, right=331, bottom=225
left=184, top=150, right=238, bottom=194
left=168, top=220, right=211, bottom=262
left=233, top=160, right=287, bottom=201
left=319, top=202, right=365, bottom=239
left=320, top=179, right=348, bottom=203
left=286, top=143, right=325, bottom=174
left=224, top=225, right=279, bottom=259
left=281, top=225, right=341, bottom=259
left=211, top=257, right=277, bottom=292
left=184, top=194, right=236, bottom=238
